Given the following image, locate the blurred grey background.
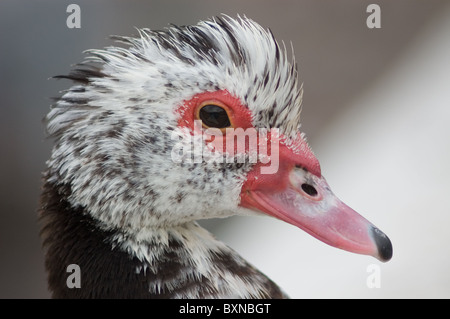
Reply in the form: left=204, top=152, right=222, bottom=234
left=1, top=0, right=449, bottom=298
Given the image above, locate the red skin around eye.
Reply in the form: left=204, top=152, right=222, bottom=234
left=175, top=89, right=321, bottom=177
left=176, top=89, right=253, bottom=130
left=176, top=90, right=254, bottom=154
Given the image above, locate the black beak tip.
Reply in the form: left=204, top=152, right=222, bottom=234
left=371, top=226, right=393, bottom=262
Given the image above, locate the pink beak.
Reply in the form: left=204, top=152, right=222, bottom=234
left=240, top=133, right=392, bottom=262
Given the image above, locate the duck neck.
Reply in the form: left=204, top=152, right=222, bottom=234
left=40, top=180, right=285, bottom=298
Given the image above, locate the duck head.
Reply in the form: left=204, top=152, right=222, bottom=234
left=47, top=16, right=392, bottom=261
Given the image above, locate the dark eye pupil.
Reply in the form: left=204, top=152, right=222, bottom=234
left=199, top=105, right=231, bottom=128
left=301, top=183, right=318, bottom=197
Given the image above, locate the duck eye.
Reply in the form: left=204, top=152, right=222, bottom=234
left=199, top=104, right=231, bottom=129
left=301, top=183, right=318, bottom=197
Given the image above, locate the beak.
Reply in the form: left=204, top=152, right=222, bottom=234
left=239, top=133, right=392, bottom=262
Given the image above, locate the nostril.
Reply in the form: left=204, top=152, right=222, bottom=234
left=301, top=183, right=318, bottom=197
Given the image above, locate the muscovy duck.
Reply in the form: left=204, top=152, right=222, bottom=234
left=40, top=15, right=392, bottom=298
